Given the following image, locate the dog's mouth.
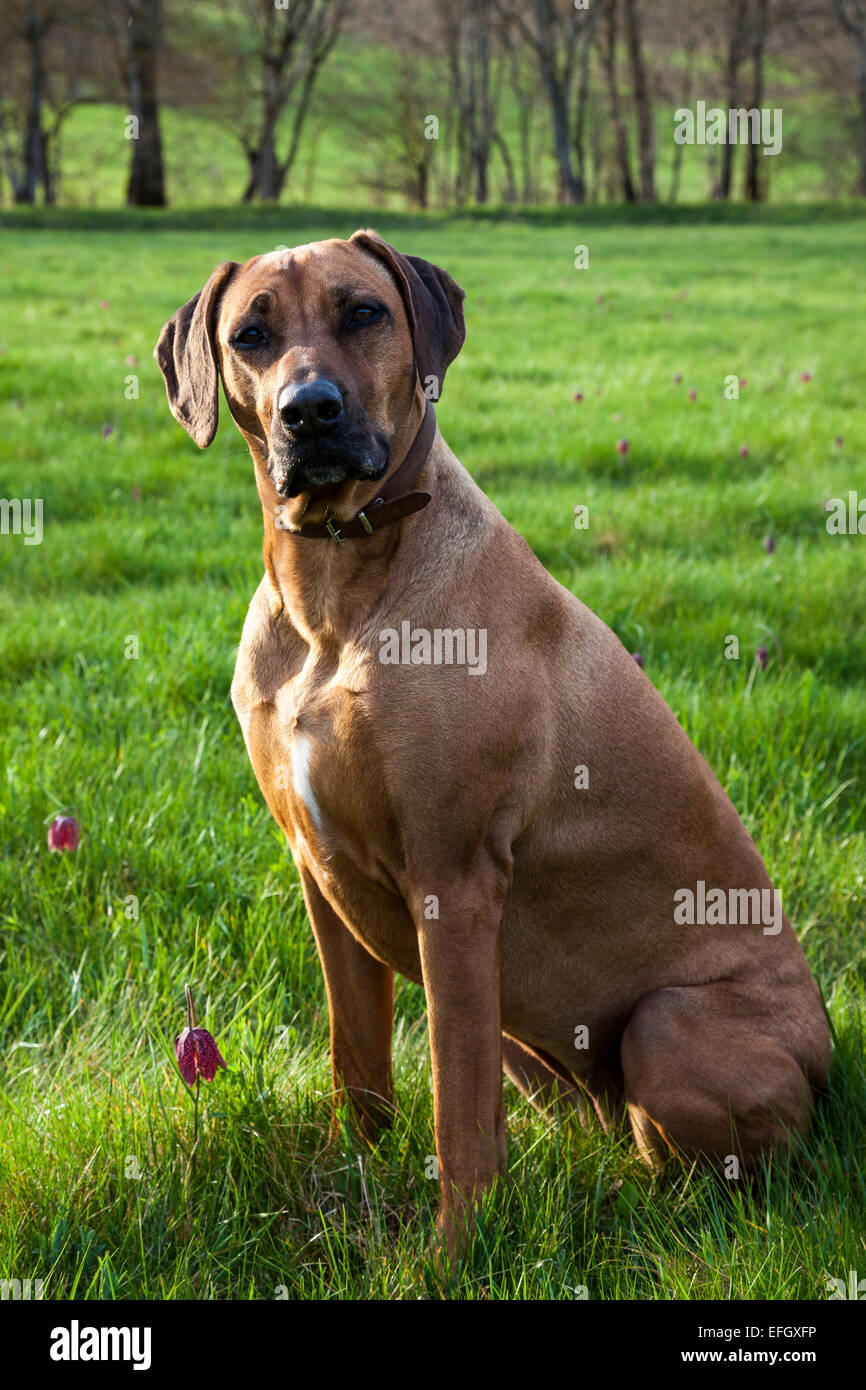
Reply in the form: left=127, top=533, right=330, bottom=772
left=268, top=435, right=390, bottom=500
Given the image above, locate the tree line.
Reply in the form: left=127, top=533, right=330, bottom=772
left=1, top=0, right=863, bottom=208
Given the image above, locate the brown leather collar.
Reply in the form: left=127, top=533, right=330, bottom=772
left=291, top=400, right=436, bottom=542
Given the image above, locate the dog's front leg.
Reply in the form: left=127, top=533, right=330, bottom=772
left=299, top=868, right=395, bottom=1144
left=416, top=876, right=506, bottom=1263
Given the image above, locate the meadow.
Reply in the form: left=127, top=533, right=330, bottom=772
left=0, top=202, right=865, bottom=1299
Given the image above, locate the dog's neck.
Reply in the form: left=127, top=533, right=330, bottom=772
left=251, top=387, right=430, bottom=651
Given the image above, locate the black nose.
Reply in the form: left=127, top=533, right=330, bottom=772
left=278, top=379, right=344, bottom=437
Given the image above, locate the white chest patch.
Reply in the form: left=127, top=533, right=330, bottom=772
left=290, top=733, right=324, bottom=834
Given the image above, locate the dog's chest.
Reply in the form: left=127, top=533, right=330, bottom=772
left=237, top=657, right=392, bottom=884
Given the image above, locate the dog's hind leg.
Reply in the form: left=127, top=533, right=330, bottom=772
left=619, top=982, right=829, bottom=1174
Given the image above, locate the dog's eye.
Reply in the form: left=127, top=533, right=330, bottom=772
left=232, top=326, right=267, bottom=348
left=347, top=304, right=383, bottom=327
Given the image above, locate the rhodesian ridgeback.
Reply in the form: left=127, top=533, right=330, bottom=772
left=156, top=231, right=830, bottom=1259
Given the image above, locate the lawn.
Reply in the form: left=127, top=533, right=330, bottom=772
left=0, top=203, right=865, bottom=1299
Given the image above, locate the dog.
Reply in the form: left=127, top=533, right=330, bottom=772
left=156, top=230, right=831, bottom=1259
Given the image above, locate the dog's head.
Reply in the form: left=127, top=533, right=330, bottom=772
left=154, top=231, right=465, bottom=514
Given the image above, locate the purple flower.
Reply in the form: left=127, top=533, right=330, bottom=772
left=756, top=645, right=769, bottom=671
left=739, top=445, right=749, bottom=458
left=673, top=372, right=683, bottom=384
left=175, top=984, right=225, bottom=1085
left=175, top=1026, right=227, bottom=1084
left=616, top=438, right=629, bottom=456
left=632, top=652, right=644, bottom=668
left=764, top=536, right=776, bottom=554
left=48, top=815, right=79, bottom=853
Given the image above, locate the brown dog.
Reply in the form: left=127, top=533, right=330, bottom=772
left=156, top=231, right=830, bottom=1257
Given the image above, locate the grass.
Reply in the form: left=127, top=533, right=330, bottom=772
left=0, top=203, right=865, bottom=1300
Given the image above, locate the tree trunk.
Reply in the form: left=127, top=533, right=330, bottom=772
left=502, top=30, right=532, bottom=202
left=21, top=6, right=48, bottom=205
left=573, top=18, right=593, bottom=197
left=125, top=0, right=166, bottom=207
left=623, top=0, right=654, bottom=201
left=549, top=77, right=582, bottom=202
left=744, top=0, right=770, bottom=201
left=0, top=105, right=26, bottom=202
left=833, top=0, right=866, bottom=194
left=603, top=0, right=636, bottom=202
left=245, top=130, right=282, bottom=202
left=492, top=128, right=517, bottom=202
left=668, top=37, right=697, bottom=204
left=715, top=0, right=748, bottom=200
left=470, top=8, right=492, bottom=203
left=443, top=0, right=494, bottom=205
left=860, top=36, right=866, bottom=194
left=415, top=157, right=429, bottom=208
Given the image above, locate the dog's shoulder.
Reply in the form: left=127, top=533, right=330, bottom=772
left=231, top=575, right=306, bottom=716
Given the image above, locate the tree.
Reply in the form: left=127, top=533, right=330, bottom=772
left=0, top=3, right=54, bottom=203
left=227, top=0, right=347, bottom=203
left=714, top=0, right=750, bottom=198
left=496, top=7, right=543, bottom=202
left=437, top=0, right=496, bottom=204
left=623, top=0, right=655, bottom=200
left=495, top=0, right=598, bottom=204
left=744, top=0, right=771, bottom=201
left=602, top=0, right=636, bottom=201
left=347, top=0, right=446, bottom=209
left=125, top=0, right=166, bottom=205
left=21, top=3, right=51, bottom=202
left=0, top=0, right=109, bottom=205
left=573, top=5, right=594, bottom=197
left=665, top=26, right=700, bottom=203
left=833, top=0, right=866, bottom=193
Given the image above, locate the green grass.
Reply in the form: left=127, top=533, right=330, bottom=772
left=1, top=204, right=865, bottom=1300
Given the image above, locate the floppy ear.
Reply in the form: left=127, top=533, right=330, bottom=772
left=350, top=230, right=465, bottom=401
left=154, top=260, right=239, bottom=448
